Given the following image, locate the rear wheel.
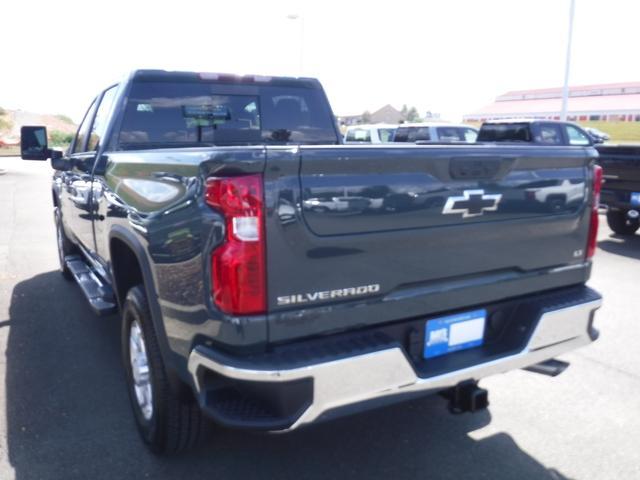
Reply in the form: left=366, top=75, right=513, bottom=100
left=606, top=210, right=640, bottom=236
left=54, top=207, right=75, bottom=280
left=122, top=285, right=205, bottom=454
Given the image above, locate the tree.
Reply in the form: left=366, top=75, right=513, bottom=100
left=49, top=130, right=74, bottom=146
left=361, top=110, right=372, bottom=123
left=406, top=106, right=421, bottom=122
left=399, top=104, right=421, bottom=122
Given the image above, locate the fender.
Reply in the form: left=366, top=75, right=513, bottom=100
left=108, top=225, right=191, bottom=387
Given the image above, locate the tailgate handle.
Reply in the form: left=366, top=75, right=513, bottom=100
left=450, top=158, right=503, bottom=180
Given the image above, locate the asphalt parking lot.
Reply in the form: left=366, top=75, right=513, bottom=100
left=0, top=156, right=638, bottom=480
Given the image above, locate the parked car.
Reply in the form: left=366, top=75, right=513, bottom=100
left=343, top=124, right=397, bottom=143
left=596, top=144, right=640, bottom=235
left=585, top=127, right=610, bottom=144
left=393, top=122, right=478, bottom=144
left=477, top=119, right=594, bottom=146
left=21, top=70, right=602, bottom=454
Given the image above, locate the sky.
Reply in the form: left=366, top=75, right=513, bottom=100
left=2, top=0, right=640, bottom=123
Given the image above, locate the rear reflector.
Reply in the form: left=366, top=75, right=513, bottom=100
left=586, top=165, right=603, bottom=259
left=205, top=175, right=266, bottom=315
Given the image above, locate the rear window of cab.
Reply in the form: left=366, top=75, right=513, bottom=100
left=117, top=81, right=339, bottom=149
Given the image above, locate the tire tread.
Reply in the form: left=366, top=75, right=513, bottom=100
left=606, top=210, right=640, bottom=236
left=123, top=285, right=205, bottom=454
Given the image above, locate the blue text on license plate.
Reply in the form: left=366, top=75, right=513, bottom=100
left=631, top=192, right=640, bottom=207
left=424, top=309, right=487, bottom=359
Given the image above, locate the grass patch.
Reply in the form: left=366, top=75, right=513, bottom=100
left=578, top=121, right=640, bottom=143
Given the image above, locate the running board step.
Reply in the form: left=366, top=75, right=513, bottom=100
left=65, top=255, right=117, bottom=316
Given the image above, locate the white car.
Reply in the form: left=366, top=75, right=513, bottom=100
left=392, top=122, right=478, bottom=143
left=343, top=124, right=398, bottom=144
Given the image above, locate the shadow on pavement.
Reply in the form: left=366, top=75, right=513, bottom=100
left=598, top=233, right=640, bottom=260
left=5, top=271, right=572, bottom=480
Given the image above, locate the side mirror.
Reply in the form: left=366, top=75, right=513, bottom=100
left=51, top=152, right=72, bottom=171
left=21, top=126, right=49, bottom=160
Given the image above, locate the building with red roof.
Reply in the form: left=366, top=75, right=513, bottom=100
left=464, top=82, right=640, bottom=123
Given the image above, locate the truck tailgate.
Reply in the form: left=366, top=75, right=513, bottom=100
left=597, top=145, right=640, bottom=189
left=264, top=145, right=595, bottom=343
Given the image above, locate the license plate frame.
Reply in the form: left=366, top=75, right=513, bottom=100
left=424, top=309, right=487, bottom=359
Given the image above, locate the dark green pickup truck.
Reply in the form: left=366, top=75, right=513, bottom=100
left=20, top=70, right=602, bottom=454
left=597, top=145, right=640, bottom=235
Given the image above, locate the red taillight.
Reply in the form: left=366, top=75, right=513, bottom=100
left=205, top=174, right=266, bottom=315
left=586, top=165, right=603, bottom=259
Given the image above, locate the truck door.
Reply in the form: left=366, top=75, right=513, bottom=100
left=61, top=86, right=118, bottom=257
left=61, top=98, right=99, bottom=252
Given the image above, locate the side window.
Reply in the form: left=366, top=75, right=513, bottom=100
left=72, top=100, right=98, bottom=154
left=565, top=125, right=591, bottom=146
left=436, top=127, right=463, bottom=141
left=413, top=127, right=431, bottom=141
left=87, top=86, right=118, bottom=152
left=393, top=127, right=409, bottom=142
left=346, top=128, right=371, bottom=142
left=377, top=128, right=395, bottom=142
left=537, top=124, right=564, bottom=145
left=463, top=128, right=478, bottom=142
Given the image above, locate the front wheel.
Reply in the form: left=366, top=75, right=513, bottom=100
left=606, top=210, right=640, bottom=236
left=122, top=285, right=206, bottom=454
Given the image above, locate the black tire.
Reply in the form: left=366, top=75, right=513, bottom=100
left=606, top=210, right=640, bottom=236
left=54, top=206, right=76, bottom=280
left=122, top=285, right=205, bottom=454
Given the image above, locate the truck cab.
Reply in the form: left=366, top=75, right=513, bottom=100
left=478, top=119, right=594, bottom=146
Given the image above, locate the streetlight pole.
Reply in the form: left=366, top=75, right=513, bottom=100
left=286, top=14, right=304, bottom=76
left=560, top=0, right=576, bottom=121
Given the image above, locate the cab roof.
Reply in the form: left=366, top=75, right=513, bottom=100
left=129, top=69, right=323, bottom=89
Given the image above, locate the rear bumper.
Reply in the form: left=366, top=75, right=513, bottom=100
left=188, top=287, right=602, bottom=431
left=601, top=188, right=638, bottom=210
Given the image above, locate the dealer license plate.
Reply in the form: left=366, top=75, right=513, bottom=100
left=424, top=309, right=487, bottom=359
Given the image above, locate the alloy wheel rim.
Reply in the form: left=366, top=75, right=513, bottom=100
left=129, top=320, right=154, bottom=421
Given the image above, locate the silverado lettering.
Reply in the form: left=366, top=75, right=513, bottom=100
left=277, top=284, right=381, bottom=306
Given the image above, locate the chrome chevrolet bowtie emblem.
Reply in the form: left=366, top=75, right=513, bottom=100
left=442, top=189, right=502, bottom=218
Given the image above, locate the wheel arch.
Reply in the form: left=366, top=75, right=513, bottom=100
left=108, top=226, right=189, bottom=388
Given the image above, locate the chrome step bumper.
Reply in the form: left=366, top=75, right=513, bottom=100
left=188, top=296, right=602, bottom=431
